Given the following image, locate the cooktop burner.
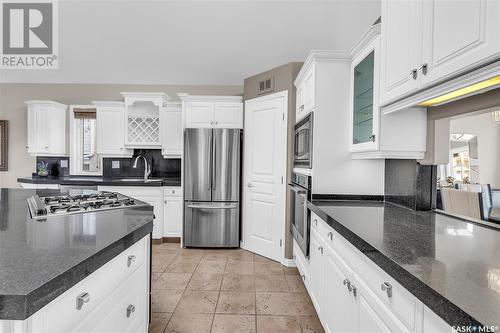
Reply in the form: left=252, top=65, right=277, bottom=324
left=28, top=191, right=149, bottom=219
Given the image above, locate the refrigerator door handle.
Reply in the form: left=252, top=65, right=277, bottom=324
left=186, top=204, right=238, bottom=209
left=212, top=130, right=216, bottom=192
left=208, top=131, right=213, bottom=192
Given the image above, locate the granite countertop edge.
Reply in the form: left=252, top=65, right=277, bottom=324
left=307, top=200, right=483, bottom=329
left=0, top=221, right=153, bottom=321
left=17, top=176, right=181, bottom=187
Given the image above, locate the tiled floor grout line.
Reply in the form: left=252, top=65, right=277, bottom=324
left=209, top=256, right=228, bottom=333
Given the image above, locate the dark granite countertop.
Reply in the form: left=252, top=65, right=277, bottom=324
left=0, top=189, right=154, bottom=320
left=17, top=176, right=182, bottom=187
left=307, top=200, right=500, bottom=329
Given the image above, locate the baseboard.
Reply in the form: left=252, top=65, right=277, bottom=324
left=281, top=258, right=296, bottom=267
left=152, top=239, right=162, bottom=245
left=162, top=237, right=181, bottom=243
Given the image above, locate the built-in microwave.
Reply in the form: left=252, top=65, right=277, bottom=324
left=294, top=113, right=313, bottom=168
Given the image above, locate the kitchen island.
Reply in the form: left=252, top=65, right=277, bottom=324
left=0, top=188, right=154, bottom=332
left=306, top=199, right=500, bottom=331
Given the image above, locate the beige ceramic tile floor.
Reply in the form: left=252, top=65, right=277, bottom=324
left=149, top=243, right=324, bottom=333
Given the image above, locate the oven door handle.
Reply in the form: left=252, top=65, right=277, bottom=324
left=289, top=184, right=307, bottom=195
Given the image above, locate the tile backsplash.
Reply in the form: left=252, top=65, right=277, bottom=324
left=35, top=156, right=70, bottom=177
left=384, top=159, right=436, bottom=211
left=103, top=149, right=181, bottom=178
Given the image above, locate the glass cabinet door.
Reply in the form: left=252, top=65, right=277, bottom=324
left=352, top=51, right=375, bottom=145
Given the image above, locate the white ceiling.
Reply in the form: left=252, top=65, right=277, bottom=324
left=0, top=0, right=381, bottom=85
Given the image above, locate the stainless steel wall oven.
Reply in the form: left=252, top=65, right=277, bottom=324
left=293, top=113, right=313, bottom=168
left=289, top=171, right=311, bottom=257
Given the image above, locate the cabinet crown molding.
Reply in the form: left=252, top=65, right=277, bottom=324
left=121, top=92, right=171, bottom=106
left=92, top=101, right=125, bottom=108
left=295, top=50, right=351, bottom=86
left=25, top=100, right=67, bottom=109
left=350, top=23, right=381, bottom=57
left=178, top=94, right=243, bottom=102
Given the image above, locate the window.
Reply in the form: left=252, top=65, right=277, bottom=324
left=70, top=106, right=101, bottom=175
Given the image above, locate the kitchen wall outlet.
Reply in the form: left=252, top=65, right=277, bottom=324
left=112, top=161, right=120, bottom=169
left=60, top=160, right=68, bottom=168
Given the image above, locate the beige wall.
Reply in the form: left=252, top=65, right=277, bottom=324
left=0, top=83, right=242, bottom=188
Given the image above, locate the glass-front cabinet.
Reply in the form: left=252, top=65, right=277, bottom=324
left=349, top=32, right=380, bottom=152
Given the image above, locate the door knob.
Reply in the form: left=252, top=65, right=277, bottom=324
left=247, top=183, right=254, bottom=188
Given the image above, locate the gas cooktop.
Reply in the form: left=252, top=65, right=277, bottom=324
left=27, top=191, right=150, bottom=220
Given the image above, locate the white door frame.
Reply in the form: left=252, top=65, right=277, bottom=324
left=241, top=90, right=288, bottom=264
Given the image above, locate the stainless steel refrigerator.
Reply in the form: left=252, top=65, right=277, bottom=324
left=183, top=128, right=240, bottom=247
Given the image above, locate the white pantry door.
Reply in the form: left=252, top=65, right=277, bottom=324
left=242, top=91, right=287, bottom=262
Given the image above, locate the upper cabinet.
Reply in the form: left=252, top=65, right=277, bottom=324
left=295, top=65, right=316, bottom=123
left=161, top=102, right=183, bottom=158
left=93, top=101, right=133, bottom=157
left=349, top=28, right=380, bottom=152
left=182, top=95, right=243, bottom=129
left=380, top=0, right=500, bottom=106
left=121, top=92, right=170, bottom=148
left=350, top=24, right=427, bottom=159
left=26, top=100, right=67, bottom=156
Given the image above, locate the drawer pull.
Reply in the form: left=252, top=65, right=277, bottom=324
left=76, top=292, right=90, bottom=310
left=381, top=282, right=393, bottom=298
left=126, top=304, right=136, bottom=318
left=300, top=274, right=305, bottom=281
left=317, top=246, right=323, bottom=254
left=327, top=232, right=333, bottom=240
left=127, top=255, right=136, bottom=267
left=351, top=284, right=357, bottom=297
left=313, top=219, right=318, bottom=226
left=343, top=278, right=351, bottom=289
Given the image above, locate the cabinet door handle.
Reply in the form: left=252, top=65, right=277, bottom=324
left=313, top=218, right=318, bottom=226
left=327, top=232, right=333, bottom=240
left=343, top=278, right=351, bottom=288
left=317, top=246, right=323, bottom=254
left=381, top=282, right=393, bottom=298
left=419, top=63, right=428, bottom=75
left=76, top=292, right=90, bottom=310
left=126, top=304, right=136, bottom=318
left=300, top=274, right=305, bottom=281
left=410, top=69, right=418, bottom=80
left=369, top=134, right=376, bottom=142
left=351, top=284, right=357, bottom=297
left=127, top=255, right=136, bottom=267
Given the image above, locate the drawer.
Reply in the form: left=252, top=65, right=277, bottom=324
left=36, top=237, right=148, bottom=333
left=163, top=187, right=181, bottom=197
left=73, top=264, right=148, bottom=333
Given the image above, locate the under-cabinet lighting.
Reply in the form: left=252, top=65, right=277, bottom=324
left=418, top=76, right=500, bottom=107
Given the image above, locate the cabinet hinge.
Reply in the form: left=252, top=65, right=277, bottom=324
left=280, top=239, right=282, bottom=247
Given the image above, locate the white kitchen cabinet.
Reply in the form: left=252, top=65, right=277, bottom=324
left=7, top=236, right=151, bottom=333
left=421, top=0, right=500, bottom=87
left=121, top=92, right=170, bottom=148
left=214, top=102, right=243, bottom=128
left=308, top=228, right=324, bottom=317
left=25, top=101, right=67, bottom=156
left=380, top=0, right=500, bottom=106
left=297, top=212, right=455, bottom=333
left=163, top=187, right=182, bottom=238
left=160, top=102, right=183, bottom=157
left=350, top=24, right=427, bottom=159
left=182, top=95, right=243, bottom=129
left=93, top=101, right=133, bottom=157
left=295, top=64, right=315, bottom=123
left=97, top=186, right=164, bottom=240
left=323, top=244, right=355, bottom=333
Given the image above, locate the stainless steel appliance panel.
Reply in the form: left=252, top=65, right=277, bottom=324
left=184, top=128, right=213, bottom=201
left=289, top=183, right=309, bottom=257
left=294, top=113, right=313, bottom=168
left=184, top=202, right=239, bottom=247
left=212, top=129, right=240, bottom=202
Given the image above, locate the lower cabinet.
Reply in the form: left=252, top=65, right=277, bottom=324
left=163, top=189, right=183, bottom=238
left=8, top=236, right=151, bottom=333
left=295, top=212, right=451, bottom=333
left=98, top=186, right=182, bottom=241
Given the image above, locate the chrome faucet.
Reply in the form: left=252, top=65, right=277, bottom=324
left=132, top=155, right=151, bottom=180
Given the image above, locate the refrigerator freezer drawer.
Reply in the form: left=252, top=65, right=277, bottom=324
left=184, top=202, right=239, bottom=248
